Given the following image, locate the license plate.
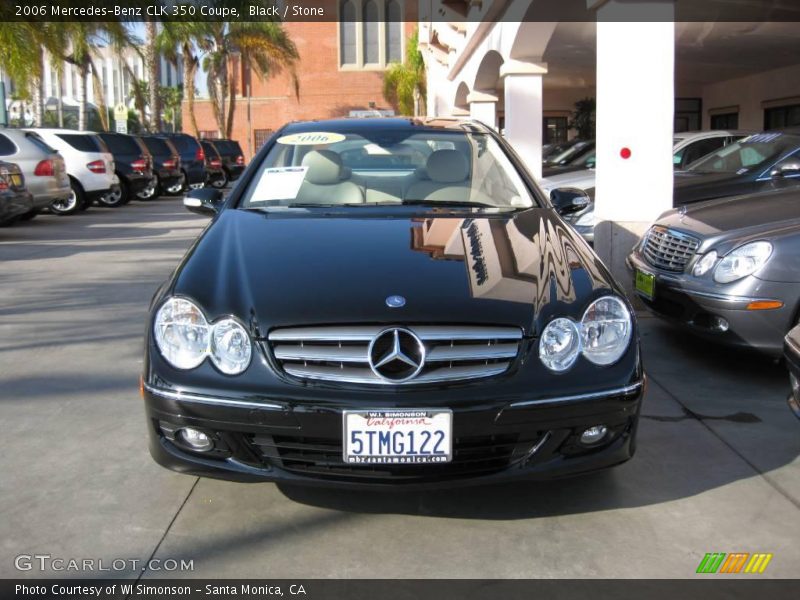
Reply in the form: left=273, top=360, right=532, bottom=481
left=343, top=409, right=452, bottom=464
left=635, top=269, right=656, bottom=300
left=10, top=173, right=22, bottom=187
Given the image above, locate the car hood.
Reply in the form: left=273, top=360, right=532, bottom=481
left=171, top=208, right=618, bottom=338
left=655, top=188, right=800, bottom=250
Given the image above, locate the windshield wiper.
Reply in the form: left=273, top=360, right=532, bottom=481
left=400, top=199, right=499, bottom=208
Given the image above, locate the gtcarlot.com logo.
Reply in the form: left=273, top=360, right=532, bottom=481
left=696, top=552, right=773, bottom=574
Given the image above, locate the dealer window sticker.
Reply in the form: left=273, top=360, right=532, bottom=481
left=250, top=166, right=308, bottom=202
left=276, top=132, right=346, bottom=146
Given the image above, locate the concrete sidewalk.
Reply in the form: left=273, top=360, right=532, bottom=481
left=0, top=200, right=798, bottom=579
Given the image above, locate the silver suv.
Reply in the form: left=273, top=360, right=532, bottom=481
left=0, top=128, right=70, bottom=221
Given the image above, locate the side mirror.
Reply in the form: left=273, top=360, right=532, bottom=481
left=183, top=187, right=224, bottom=216
left=550, top=187, right=591, bottom=215
left=771, top=160, right=800, bottom=178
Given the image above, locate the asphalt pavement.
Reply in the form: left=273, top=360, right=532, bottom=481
left=0, top=198, right=798, bottom=579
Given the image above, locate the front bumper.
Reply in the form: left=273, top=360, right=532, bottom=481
left=143, top=380, right=644, bottom=489
left=627, top=252, right=794, bottom=355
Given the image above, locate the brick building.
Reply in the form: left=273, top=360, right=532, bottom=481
left=187, top=1, right=417, bottom=159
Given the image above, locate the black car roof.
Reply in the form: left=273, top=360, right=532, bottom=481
left=280, top=117, right=492, bottom=135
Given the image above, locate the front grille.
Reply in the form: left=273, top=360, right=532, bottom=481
left=250, top=432, right=541, bottom=482
left=266, top=325, right=523, bottom=385
left=642, top=226, right=700, bottom=272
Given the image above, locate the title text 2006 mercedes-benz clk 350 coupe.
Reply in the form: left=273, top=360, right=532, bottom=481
left=142, top=118, right=644, bottom=488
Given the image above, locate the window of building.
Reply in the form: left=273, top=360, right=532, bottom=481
left=386, top=1, right=402, bottom=63
left=674, top=98, right=701, bottom=132
left=339, top=0, right=402, bottom=68
left=340, top=1, right=357, bottom=65
left=254, top=129, right=273, bottom=150
left=543, top=117, right=569, bottom=145
left=710, top=112, right=738, bottom=130
left=363, top=1, right=380, bottom=64
left=765, top=104, right=800, bottom=130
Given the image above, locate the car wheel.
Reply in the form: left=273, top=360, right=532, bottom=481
left=99, top=181, right=127, bottom=208
left=165, top=172, right=187, bottom=195
left=51, top=181, right=84, bottom=215
left=137, top=176, right=159, bottom=200
left=210, top=172, right=228, bottom=189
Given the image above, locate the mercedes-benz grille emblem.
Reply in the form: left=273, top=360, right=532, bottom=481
left=385, top=295, right=406, bottom=308
left=368, top=328, right=426, bottom=383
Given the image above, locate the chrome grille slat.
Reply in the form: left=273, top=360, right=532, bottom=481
left=642, top=226, right=700, bottom=272
left=283, top=362, right=511, bottom=385
left=267, top=325, right=523, bottom=385
left=273, top=345, right=368, bottom=363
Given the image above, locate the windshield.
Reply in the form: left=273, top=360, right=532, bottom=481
left=239, top=129, right=536, bottom=209
left=686, top=132, right=800, bottom=174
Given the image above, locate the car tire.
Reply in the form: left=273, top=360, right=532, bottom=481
left=137, top=176, right=159, bottom=201
left=165, top=172, right=187, bottom=195
left=18, top=210, right=39, bottom=221
left=99, top=180, right=128, bottom=208
left=210, top=172, right=228, bottom=189
left=51, top=180, right=84, bottom=216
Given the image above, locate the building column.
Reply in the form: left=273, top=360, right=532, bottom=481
left=593, top=1, right=675, bottom=286
left=501, top=60, right=547, bottom=180
left=106, top=57, right=114, bottom=107
left=467, top=90, right=497, bottom=129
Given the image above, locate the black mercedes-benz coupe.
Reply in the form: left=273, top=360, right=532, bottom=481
left=142, top=118, right=644, bottom=489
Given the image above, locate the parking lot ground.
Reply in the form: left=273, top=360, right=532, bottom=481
left=1, top=200, right=798, bottom=579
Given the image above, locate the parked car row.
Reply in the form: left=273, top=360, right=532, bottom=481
left=0, top=126, right=246, bottom=224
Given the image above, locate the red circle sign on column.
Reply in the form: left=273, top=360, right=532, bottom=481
left=620, top=147, right=632, bottom=159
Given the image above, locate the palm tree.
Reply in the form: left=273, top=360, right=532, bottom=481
left=59, top=22, right=133, bottom=130
left=145, top=19, right=162, bottom=132
left=202, top=21, right=299, bottom=138
left=158, top=20, right=210, bottom=139
left=225, top=22, right=299, bottom=139
left=383, top=28, right=427, bottom=117
left=0, top=23, right=66, bottom=126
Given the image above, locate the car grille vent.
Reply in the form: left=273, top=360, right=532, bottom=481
left=250, top=432, right=540, bottom=482
left=642, top=225, right=700, bottom=272
left=265, top=325, right=523, bottom=385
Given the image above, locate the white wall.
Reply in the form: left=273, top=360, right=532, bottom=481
left=702, top=63, right=800, bottom=130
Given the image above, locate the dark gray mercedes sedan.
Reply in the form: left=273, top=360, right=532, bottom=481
left=627, top=188, right=800, bottom=355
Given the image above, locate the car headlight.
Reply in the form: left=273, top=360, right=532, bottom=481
left=539, top=318, right=581, bottom=372
left=153, top=298, right=210, bottom=370
left=580, top=296, right=632, bottom=366
left=713, top=241, right=772, bottom=283
left=692, top=250, right=718, bottom=277
left=573, top=208, right=595, bottom=227
left=153, top=298, right=252, bottom=375
left=210, top=318, right=252, bottom=374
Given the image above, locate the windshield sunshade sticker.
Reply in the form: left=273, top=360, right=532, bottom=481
left=276, top=132, right=346, bottom=146
left=250, top=166, right=309, bottom=202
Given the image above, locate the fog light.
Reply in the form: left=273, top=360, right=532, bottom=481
left=580, top=425, right=608, bottom=445
left=177, top=427, right=213, bottom=452
left=710, top=316, right=729, bottom=332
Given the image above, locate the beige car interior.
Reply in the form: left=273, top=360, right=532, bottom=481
left=293, top=148, right=489, bottom=205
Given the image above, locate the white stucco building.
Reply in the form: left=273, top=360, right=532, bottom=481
left=419, top=0, right=800, bottom=276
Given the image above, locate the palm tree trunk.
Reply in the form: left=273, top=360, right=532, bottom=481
left=146, top=20, right=161, bottom=132
left=225, top=55, right=238, bottom=139
left=183, top=48, right=200, bottom=139
left=90, top=60, right=109, bottom=131
left=56, top=71, right=64, bottom=127
left=77, top=64, right=88, bottom=131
